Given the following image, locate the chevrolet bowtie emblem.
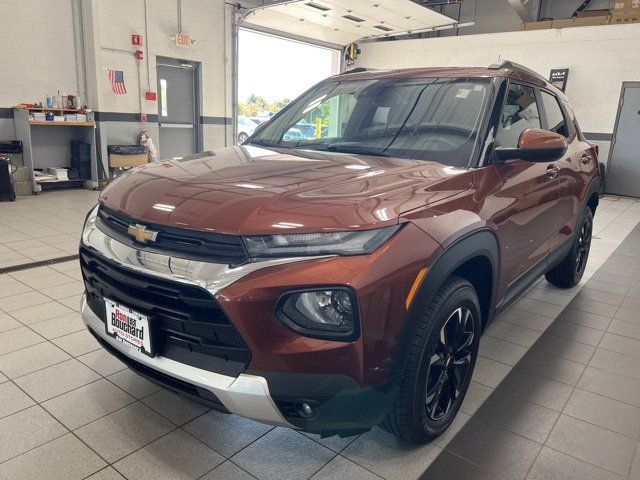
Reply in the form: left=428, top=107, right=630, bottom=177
left=127, top=224, right=159, bottom=244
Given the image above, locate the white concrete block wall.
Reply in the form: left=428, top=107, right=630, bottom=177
left=0, top=0, right=79, bottom=109
left=356, top=24, right=640, bottom=166
left=96, top=0, right=230, bottom=122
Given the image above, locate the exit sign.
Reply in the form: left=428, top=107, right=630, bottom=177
left=175, top=33, right=190, bottom=47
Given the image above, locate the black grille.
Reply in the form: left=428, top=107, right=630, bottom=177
left=96, top=206, right=249, bottom=265
left=80, top=246, right=251, bottom=377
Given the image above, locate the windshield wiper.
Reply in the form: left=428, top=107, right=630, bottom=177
left=247, top=139, right=279, bottom=148
left=326, top=143, right=390, bottom=157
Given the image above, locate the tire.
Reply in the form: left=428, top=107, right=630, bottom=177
left=545, top=207, right=593, bottom=288
left=237, top=132, right=249, bottom=145
left=381, top=275, right=481, bottom=443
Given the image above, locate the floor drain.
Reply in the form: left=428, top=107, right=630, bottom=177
left=0, top=254, right=80, bottom=275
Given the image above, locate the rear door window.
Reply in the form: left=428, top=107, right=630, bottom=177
left=541, top=91, right=570, bottom=138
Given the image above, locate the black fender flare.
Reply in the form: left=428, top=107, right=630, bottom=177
left=584, top=177, right=601, bottom=212
left=391, top=228, right=500, bottom=376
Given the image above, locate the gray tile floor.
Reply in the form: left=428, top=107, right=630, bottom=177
left=0, top=190, right=639, bottom=480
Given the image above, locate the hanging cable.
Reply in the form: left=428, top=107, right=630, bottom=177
left=143, top=0, right=151, bottom=92
left=572, top=0, right=592, bottom=18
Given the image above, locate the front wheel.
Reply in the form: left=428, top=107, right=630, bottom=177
left=545, top=207, right=593, bottom=288
left=381, top=276, right=481, bottom=443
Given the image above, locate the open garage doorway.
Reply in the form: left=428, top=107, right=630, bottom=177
left=236, top=28, right=342, bottom=144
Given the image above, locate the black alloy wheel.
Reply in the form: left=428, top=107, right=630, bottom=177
left=575, top=214, right=592, bottom=277
left=545, top=207, right=594, bottom=288
left=425, top=306, right=475, bottom=421
left=381, top=276, right=481, bottom=443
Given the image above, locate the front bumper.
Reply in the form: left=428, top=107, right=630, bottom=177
left=80, top=211, right=442, bottom=432
left=82, top=293, right=397, bottom=432
left=81, top=294, right=294, bottom=428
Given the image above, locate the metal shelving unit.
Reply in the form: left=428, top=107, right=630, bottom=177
left=13, top=108, right=99, bottom=194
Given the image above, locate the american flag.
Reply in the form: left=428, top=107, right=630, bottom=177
left=109, top=69, right=127, bottom=94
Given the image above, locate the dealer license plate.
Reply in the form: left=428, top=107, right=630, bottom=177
left=104, top=298, right=153, bottom=356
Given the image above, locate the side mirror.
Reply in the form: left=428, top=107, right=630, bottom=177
left=494, top=128, right=568, bottom=162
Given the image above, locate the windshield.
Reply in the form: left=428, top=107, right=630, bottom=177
left=250, top=76, right=491, bottom=166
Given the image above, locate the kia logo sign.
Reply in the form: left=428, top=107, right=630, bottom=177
left=549, top=68, right=569, bottom=92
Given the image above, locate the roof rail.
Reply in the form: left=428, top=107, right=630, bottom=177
left=341, top=67, right=372, bottom=74
left=488, top=60, right=546, bottom=82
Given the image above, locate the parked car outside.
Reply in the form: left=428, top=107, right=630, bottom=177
left=237, top=116, right=257, bottom=144
left=295, top=121, right=317, bottom=139
left=80, top=61, right=599, bottom=443
left=283, top=127, right=305, bottom=142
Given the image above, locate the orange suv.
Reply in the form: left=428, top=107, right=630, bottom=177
left=80, top=61, right=599, bottom=443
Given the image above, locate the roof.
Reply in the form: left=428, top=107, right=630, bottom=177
left=332, top=65, right=567, bottom=99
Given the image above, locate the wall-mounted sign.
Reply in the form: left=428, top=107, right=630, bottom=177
left=131, top=34, right=143, bottom=46
left=175, top=33, right=190, bottom=47
left=549, top=68, right=570, bottom=92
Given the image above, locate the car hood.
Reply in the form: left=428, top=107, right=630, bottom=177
left=99, top=145, right=473, bottom=235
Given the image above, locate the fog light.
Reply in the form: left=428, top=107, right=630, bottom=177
left=277, top=288, right=359, bottom=341
left=298, top=402, right=313, bottom=418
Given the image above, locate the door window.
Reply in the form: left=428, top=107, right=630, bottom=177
left=496, top=83, right=541, bottom=148
left=160, top=79, right=168, bottom=117
left=541, top=91, right=570, bottom=138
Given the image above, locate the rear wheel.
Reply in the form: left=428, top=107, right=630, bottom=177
left=545, top=207, right=593, bottom=288
left=381, top=276, right=481, bottom=443
left=238, top=132, right=249, bottom=145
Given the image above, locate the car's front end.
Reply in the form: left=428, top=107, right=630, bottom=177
left=80, top=191, right=444, bottom=434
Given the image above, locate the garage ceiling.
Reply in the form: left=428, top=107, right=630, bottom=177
left=240, top=0, right=458, bottom=46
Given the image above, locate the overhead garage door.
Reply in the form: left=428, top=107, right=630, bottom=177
left=240, top=0, right=459, bottom=47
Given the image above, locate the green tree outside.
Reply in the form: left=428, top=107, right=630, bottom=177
left=238, top=95, right=291, bottom=117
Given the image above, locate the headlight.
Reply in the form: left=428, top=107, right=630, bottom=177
left=243, top=225, right=401, bottom=258
left=81, top=204, right=99, bottom=244
left=276, top=288, right=359, bottom=341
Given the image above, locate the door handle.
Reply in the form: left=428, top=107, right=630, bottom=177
left=546, top=164, right=560, bottom=178
left=159, top=123, right=194, bottom=129
left=581, top=154, right=593, bottom=165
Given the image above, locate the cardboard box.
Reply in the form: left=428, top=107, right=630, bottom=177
left=552, top=18, right=578, bottom=28
left=522, top=20, right=553, bottom=30
left=109, top=153, right=148, bottom=168
left=610, top=10, right=640, bottom=23
left=542, top=16, right=610, bottom=29
left=613, top=0, right=639, bottom=10
left=577, top=9, right=612, bottom=17
left=572, top=15, right=610, bottom=26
